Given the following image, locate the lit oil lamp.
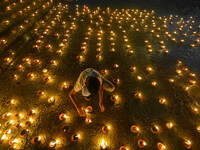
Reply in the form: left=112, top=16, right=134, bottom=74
left=159, top=98, right=166, bottom=104
left=5, top=99, right=15, bottom=106
left=102, top=125, right=111, bottom=133
left=157, top=142, right=166, bottom=150
left=131, top=125, right=139, bottom=133
left=137, top=76, right=142, bottom=80
left=85, top=106, right=93, bottom=113
left=37, top=90, right=44, bottom=96
left=100, top=139, right=108, bottom=149
left=9, top=139, right=19, bottom=145
left=48, top=97, right=55, bottom=104
left=138, top=139, right=147, bottom=148
left=128, top=50, right=134, bottom=54
left=85, top=117, right=92, bottom=124
left=169, top=78, right=174, bottom=83
left=110, top=95, right=119, bottom=102
left=151, top=124, right=159, bottom=133
left=33, top=59, right=40, bottom=64
left=151, top=81, right=157, bottom=86
left=189, top=80, right=196, bottom=85
left=71, top=134, right=80, bottom=142
left=2, top=113, right=11, bottom=119
left=49, top=139, right=60, bottom=148
left=146, top=67, right=152, bottom=72
left=135, top=92, right=142, bottom=98
left=113, top=78, right=120, bottom=84
left=184, top=140, right=191, bottom=149
left=5, top=120, right=13, bottom=126
left=191, top=107, right=198, bottom=114
left=196, top=126, right=200, bottom=133
left=114, top=64, right=119, bottom=68
left=166, top=122, right=173, bottom=129
left=31, top=136, right=41, bottom=145
left=59, top=114, right=68, bottom=121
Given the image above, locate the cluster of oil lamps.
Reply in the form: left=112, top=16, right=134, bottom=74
left=0, top=0, right=54, bottom=52
left=0, top=1, right=200, bottom=149
left=0, top=108, right=38, bottom=149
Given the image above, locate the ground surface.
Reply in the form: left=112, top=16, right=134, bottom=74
left=0, top=0, right=200, bottom=150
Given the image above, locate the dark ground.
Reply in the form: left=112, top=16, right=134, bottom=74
left=0, top=0, right=200, bottom=150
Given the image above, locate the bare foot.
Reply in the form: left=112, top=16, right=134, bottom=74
left=100, top=105, right=105, bottom=112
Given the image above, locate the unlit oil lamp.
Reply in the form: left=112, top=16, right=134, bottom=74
left=20, top=128, right=28, bottom=137
left=85, top=106, right=93, bottom=113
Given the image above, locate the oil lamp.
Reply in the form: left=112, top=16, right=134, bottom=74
left=31, top=136, right=41, bottom=145
left=20, top=128, right=28, bottom=137
left=85, top=106, right=93, bottom=113
left=184, top=140, right=191, bottom=149
left=135, top=92, right=142, bottom=98
left=151, top=124, right=159, bottom=133
left=49, top=139, right=60, bottom=148
left=166, top=122, right=173, bottom=129
left=71, top=134, right=80, bottom=142
left=131, top=125, right=139, bottom=133
left=85, top=117, right=92, bottom=124
left=119, top=146, right=128, bottom=150
left=138, top=139, right=146, bottom=148
left=102, top=125, right=111, bottom=133
left=157, top=142, right=166, bottom=150
left=59, top=114, right=68, bottom=120
left=100, top=139, right=108, bottom=149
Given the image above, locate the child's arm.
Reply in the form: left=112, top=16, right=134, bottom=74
left=99, top=84, right=105, bottom=112
left=69, top=89, right=85, bottom=117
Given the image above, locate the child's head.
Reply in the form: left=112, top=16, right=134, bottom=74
left=86, top=76, right=100, bottom=94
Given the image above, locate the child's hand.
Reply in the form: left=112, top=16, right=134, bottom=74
left=77, top=108, right=86, bottom=117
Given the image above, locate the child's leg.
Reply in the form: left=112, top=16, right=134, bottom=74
left=102, top=78, right=115, bottom=92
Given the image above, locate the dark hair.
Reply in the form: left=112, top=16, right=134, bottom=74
left=86, top=77, right=100, bottom=94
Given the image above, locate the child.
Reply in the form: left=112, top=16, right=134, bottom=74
left=69, top=68, right=115, bottom=116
